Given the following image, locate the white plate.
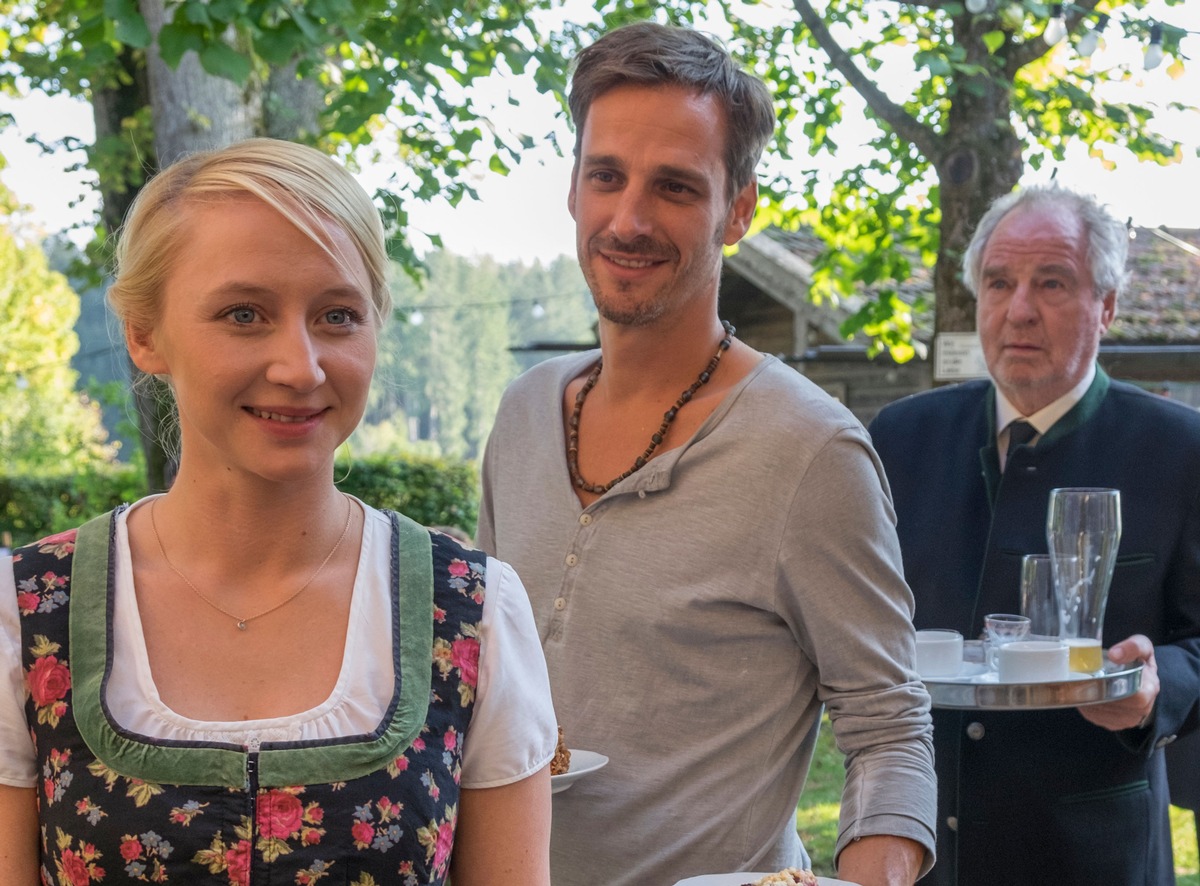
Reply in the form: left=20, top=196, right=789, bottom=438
left=550, top=749, right=608, bottom=794
left=924, top=661, right=989, bottom=682
left=674, top=874, right=852, bottom=885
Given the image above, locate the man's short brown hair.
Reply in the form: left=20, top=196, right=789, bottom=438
left=568, top=21, right=776, bottom=196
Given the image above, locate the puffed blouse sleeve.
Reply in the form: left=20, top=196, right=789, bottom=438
left=0, top=556, right=37, bottom=787
left=459, top=556, right=557, bottom=788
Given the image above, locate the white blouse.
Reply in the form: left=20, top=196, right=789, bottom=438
left=0, top=498, right=557, bottom=790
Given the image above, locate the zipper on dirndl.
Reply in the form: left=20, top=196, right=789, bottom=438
left=246, top=737, right=261, bottom=882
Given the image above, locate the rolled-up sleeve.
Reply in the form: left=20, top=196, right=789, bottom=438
left=779, top=426, right=937, bottom=876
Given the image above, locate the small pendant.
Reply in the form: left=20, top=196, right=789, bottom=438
left=236, top=620, right=248, bottom=631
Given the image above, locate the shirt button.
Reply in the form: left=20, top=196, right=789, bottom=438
left=946, top=816, right=958, bottom=832
left=554, top=597, right=566, bottom=611
left=637, top=490, right=647, bottom=499
left=579, top=514, right=592, bottom=525
left=966, top=722, right=985, bottom=740
left=565, top=553, right=579, bottom=567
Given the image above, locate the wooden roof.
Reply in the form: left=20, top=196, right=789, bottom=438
left=736, top=225, right=1200, bottom=344
left=1112, top=227, right=1200, bottom=342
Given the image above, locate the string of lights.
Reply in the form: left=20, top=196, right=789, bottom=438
left=962, top=1, right=1196, bottom=72
left=396, top=291, right=584, bottom=326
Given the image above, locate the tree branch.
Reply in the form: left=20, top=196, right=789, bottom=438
left=1006, top=0, right=1104, bottom=74
left=791, top=0, right=943, bottom=163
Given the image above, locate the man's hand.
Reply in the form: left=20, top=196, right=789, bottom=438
left=1077, top=634, right=1159, bottom=731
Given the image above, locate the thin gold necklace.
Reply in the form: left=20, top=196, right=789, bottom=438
left=149, top=494, right=354, bottom=631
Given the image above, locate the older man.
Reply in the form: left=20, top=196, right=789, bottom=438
left=478, top=21, right=936, bottom=886
left=869, top=184, right=1200, bottom=885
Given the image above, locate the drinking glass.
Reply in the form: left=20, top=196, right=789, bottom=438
left=984, top=613, right=1031, bottom=645
left=1020, top=553, right=1066, bottom=638
left=1046, top=488, right=1121, bottom=673
left=983, top=613, right=1030, bottom=671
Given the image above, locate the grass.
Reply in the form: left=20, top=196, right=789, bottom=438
left=794, top=716, right=846, bottom=877
left=795, top=714, right=1200, bottom=883
left=1175, top=806, right=1200, bottom=886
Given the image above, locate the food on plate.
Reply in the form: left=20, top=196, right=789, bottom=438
left=741, top=868, right=819, bottom=886
left=551, top=726, right=571, bottom=775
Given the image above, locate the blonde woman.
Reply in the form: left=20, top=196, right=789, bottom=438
left=0, top=139, right=554, bottom=884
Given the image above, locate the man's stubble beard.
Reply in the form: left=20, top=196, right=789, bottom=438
left=588, top=275, right=671, bottom=327
left=579, top=222, right=726, bottom=329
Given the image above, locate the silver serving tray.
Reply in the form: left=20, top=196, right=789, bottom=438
left=924, top=660, right=1143, bottom=710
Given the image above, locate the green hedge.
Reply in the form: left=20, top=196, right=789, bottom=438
left=1, top=464, right=146, bottom=546
left=1, top=453, right=479, bottom=548
left=334, top=454, right=479, bottom=540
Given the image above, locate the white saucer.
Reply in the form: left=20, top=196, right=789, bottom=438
left=674, top=874, right=851, bottom=885
left=550, top=749, right=608, bottom=794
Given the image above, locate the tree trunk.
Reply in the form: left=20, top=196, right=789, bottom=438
left=91, top=50, right=152, bottom=237
left=138, top=0, right=260, bottom=164
left=933, top=16, right=1025, bottom=336
left=91, top=48, right=180, bottom=493
left=265, top=58, right=323, bottom=141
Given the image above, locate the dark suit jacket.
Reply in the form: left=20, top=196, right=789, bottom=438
left=1167, top=729, right=1200, bottom=812
left=869, top=369, right=1200, bottom=886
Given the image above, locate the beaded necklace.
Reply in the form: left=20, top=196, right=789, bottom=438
left=566, top=321, right=735, bottom=495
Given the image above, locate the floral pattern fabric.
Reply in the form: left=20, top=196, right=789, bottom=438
left=12, top=512, right=484, bottom=885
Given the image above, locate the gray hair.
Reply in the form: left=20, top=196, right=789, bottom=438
left=567, top=21, right=776, bottom=195
left=962, top=183, right=1129, bottom=300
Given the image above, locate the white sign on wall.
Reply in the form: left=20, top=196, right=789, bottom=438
left=934, top=332, right=989, bottom=382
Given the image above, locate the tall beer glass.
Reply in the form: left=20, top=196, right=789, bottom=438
left=1046, top=487, right=1121, bottom=673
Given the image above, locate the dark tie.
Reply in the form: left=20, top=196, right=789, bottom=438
left=1005, top=420, right=1037, bottom=466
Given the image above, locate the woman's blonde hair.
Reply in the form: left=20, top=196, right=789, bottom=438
left=108, top=138, right=392, bottom=335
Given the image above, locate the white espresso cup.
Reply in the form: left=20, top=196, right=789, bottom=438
left=990, top=640, right=1069, bottom=683
left=915, top=629, right=964, bottom=677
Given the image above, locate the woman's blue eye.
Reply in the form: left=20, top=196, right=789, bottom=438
left=326, top=307, right=367, bottom=326
left=231, top=307, right=256, bottom=323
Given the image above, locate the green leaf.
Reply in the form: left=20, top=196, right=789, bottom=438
left=183, top=3, right=210, bottom=26
left=157, top=22, right=205, bottom=68
left=950, top=63, right=988, bottom=77
left=114, top=13, right=151, bottom=48
left=914, top=50, right=952, bottom=76
left=288, top=6, right=324, bottom=45
left=102, top=0, right=136, bottom=18
left=199, top=41, right=253, bottom=84
left=102, top=0, right=150, bottom=47
left=982, top=30, right=1006, bottom=54
left=254, top=22, right=306, bottom=66
left=207, top=0, right=245, bottom=22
